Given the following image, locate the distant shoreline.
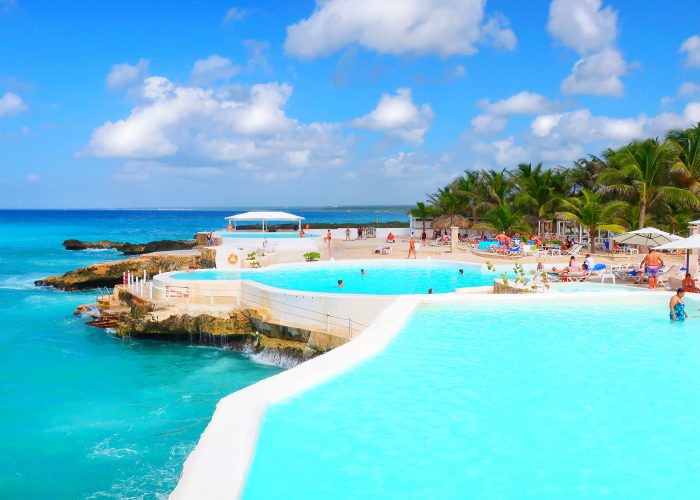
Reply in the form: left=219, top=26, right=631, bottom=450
left=0, top=205, right=413, bottom=211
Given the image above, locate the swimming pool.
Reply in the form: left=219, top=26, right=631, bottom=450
left=220, top=232, right=320, bottom=239
left=244, top=295, right=700, bottom=497
left=170, top=261, right=494, bottom=295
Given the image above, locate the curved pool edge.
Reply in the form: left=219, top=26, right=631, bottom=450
left=169, top=294, right=423, bottom=500
left=170, top=288, right=683, bottom=499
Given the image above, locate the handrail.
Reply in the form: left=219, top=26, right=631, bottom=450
left=130, top=281, right=367, bottom=336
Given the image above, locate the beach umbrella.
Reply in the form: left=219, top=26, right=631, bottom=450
left=690, top=219, right=700, bottom=226
left=612, top=227, right=681, bottom=247
left=655, top=234, right=700, bottom=270
left=430, top=214, right=471, bottom=231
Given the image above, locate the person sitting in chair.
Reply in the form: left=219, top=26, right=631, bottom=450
left=682, top=272, right=699, bottom=293
left=386, top=232, right=395, bottom=243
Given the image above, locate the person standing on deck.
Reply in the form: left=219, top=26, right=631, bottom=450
left=640, top=249, right=665, bottom=289
left=407, top=234, right=417, bottom=259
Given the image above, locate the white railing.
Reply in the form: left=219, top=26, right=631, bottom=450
left=123, top=273, right=367, bottom=337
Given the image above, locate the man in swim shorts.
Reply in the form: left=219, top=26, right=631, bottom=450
left=640, top=249, right=665, bottom=289
left=670, top=288, right=688, bottom=321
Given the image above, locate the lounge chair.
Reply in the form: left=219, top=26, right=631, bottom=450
left=563, top=243, right=583, bottom=257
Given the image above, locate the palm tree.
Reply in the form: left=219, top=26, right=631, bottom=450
left=451, top=170, right=482, bottom=225
left=477, top=204, right=531, bottom=235
left=668, top=123, right=700, bottom=194
left=557, top=189, right=627, bottom=252
left=600, top=139, right=698, bottom=229
left=427, top=186, right=462, bottom=223
left=408, top=202, right=434, bottom=233
left=480, top=169, right=515, bottom=208
left=567, top=155, right=609, bottom=195
left=512, top=163, right=568, bottom=233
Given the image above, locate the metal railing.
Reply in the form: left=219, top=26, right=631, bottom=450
left=122, top=278, right=367, bottom=337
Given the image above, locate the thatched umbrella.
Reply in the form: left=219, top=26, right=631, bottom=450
left=431, top=214, right=471, bottom=231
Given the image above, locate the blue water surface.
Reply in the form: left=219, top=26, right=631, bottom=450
left=171, top=262, right=493, bottom=295
left=2, top=209, right=420, bottom=497
left=245, top=297, right=700, bottom=498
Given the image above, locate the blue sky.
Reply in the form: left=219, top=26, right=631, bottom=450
left=1, top=0, right=700, bottom=208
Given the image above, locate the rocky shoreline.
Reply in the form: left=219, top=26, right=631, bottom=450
left=36, top=253, right=207, bottom=291
left=63, top=238, right=197, bottom=254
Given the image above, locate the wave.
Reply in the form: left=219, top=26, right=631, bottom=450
left=89, top=438, right=139, bottom=459
left=248, top=348, right=301, bottom=369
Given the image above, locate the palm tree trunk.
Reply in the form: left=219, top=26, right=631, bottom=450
left=589, top=227, right=595, bottom=253
left=639, top=202, right=646, bottom=229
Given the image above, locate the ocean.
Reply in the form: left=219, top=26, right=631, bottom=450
left=0, top=207, right=408, bottom=499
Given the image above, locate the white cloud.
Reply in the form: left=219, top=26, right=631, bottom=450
left=531, top=102, right=700, bottom=147
left=244, top=40, right=272, bottom=73
left=285, top=0, right=513, bottom=58
left=560, top=48, right=627, bottom=97
left=342, top=171, right=357, bottom=180
left=379, top=151, right=448, bottom=179
left=82, top=77, right=349, bottom=180
left=547, top=0, right=617, bottom=55
left=480, top=13, right=517, bottom=51
left=190, top=55, right=240, bottom=84
left=26, top=173, right=39, bottom=182
left=662, top=82, right=700, bottom=106
left=351, top=88, right=433, bottom=144
left=680, top=35, right=700, bottom=68
left=679, top=82, right=700, bottom=97
left=548, top=0, right=627, bottom=97
left=0, top=92, right=26, bottom=116
left=470, top=91, right=559, bottom=135
left=450, top=64, right=467, bottom=79
left=479, top=91, right=560, bottom=116
left=223, top=7, right=246, bottom=24
left=106, top=59, right=149, bottom=89
left=470, top=114, right=507, bottom=135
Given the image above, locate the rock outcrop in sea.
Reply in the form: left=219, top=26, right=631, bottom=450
left=35, top=253, right=206, bottom=291
left=63, top=238, right=197, bottom=255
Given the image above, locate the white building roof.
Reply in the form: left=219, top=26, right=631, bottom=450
left=225, top=211, right=304, bottom=221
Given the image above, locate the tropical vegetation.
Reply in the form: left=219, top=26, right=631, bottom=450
left=411, top=124, right=700, bottom=240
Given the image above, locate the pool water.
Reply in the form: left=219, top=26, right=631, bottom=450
left=245, top=296, right=700, bottom=497
left=220, top=232, right=320, bottom=239
left=171, top=262, right=494, bottom=294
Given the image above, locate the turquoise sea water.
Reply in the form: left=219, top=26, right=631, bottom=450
left=171, top=262, right=492, bottom=295
left=245, top=296, right=700, bottom=498
left=0, top=208, right=406, bottom=498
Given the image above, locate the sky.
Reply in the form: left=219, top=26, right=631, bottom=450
left=1, top=0, right=700, bottom=208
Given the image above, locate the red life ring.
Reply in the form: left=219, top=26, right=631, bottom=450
left=227, top=253, right=239, bottom=265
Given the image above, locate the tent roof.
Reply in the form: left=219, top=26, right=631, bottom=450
left=225, top=211, right=304, bottom=221
left=690, top=219, right=700, bottom=225
left=655, top=233, right=700, bottom=250
left=612, top=227, right=681, bottom=246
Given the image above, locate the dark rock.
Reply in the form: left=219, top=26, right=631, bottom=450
left=35, top=253, right=203, bottom=291
left=62, top=238, right=197, bottom=255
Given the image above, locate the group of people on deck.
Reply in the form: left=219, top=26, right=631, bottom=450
left=549, top=254, right=596, bottom=279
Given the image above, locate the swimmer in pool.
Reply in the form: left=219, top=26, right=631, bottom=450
left=360, top=269, right=366, bottom=276
left=458, top=269, right=464, bottom=275
left=337, top=279, right=344, bottom=288
left=670, top=288, right=688, bottom=321
left=428, top=288, right=433, bottom=294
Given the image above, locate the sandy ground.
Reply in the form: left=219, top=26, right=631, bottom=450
left=320, top=235, right=687, bottom=268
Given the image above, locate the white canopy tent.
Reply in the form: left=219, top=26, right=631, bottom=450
left=224, top=211, right=305, bottom=232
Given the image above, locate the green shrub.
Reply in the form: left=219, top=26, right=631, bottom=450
left=304, top=251, right=321, bottom=262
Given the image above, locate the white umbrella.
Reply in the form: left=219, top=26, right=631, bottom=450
left=689, top=219, right=700, bottom=226
left=655, top=234, right=700, bottom=250
left=655, top=234, right=700, bottom=270
left=613, top=227, right=681, bottom=247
